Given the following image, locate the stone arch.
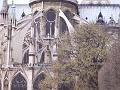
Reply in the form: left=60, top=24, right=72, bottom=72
left=45, top=9, right=56, bottom=36
left=33, top=73, right=46, bottom=90
left=60, top=10, right=73, bottom=34
left=64, top=10, right=73, bottom=20
left=4, top=71, right=9, bottom=90
left=58, top=81, right=75, bottom=90
left=11, top=73, right=27, bottom=90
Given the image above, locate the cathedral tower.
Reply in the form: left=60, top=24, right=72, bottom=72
left=29, top=0, right=79, bottom=38
left=0, top=0, right=9, bottom=25
left=0, top=0, right=80, bottom=90
left=22, top=0, right=80, bottom=65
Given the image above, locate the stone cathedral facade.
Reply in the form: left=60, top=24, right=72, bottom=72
left=0, top=0, right=120, bottom=90
left=0, top=0, right=84, bottom=90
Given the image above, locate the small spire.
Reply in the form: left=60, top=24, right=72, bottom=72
left=108, top=15, right=116, bottom=26
left=0, top=0, right=9, bottom=25
left=11, top=0, right=16, bottom=18
left=0, top=0, right=9, bottom=13
left=11, top=0, right=16, bottom=27
left=21, top=11, right=26, bottom=18
left=12, top=0, right=15, bottom=8
left=96, top=12, right=105, bottom=25
left=98, top=12, right=103, bottom=19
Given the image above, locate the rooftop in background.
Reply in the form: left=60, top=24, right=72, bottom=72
left=79, top=4, right=120, bottom=6
left=29, top=0, right=78, bottom=4
left=79, top=4, right=120, bottom=23
left=9, top=4, right=31, bottom=20
left=29, top=0, right=78, bottom=7
left=81, top=0, right=111, bottom=4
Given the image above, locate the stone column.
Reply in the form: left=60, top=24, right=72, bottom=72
left=27, top=70, right=33, bottom=90
left=29, top=27, right=35, bottom=66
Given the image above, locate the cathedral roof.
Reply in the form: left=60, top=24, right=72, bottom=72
left=29, top=0, right=78, bottom=6
left=81, top=0, right=111, bottom=4
left=65, top=0, right=78, bottom=4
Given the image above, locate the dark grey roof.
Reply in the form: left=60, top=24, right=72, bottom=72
left=66, top=0, right=78, bottom=4
left=29, top=0, right=78, bottom=5
left=9, top=4, right=31, bottom=20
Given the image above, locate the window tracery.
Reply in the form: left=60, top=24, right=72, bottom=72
left=34, top=17, right=40, bottom=38
left=33, top=73, right=46, bottom=90
left=22, top=32, right=31, bottom=65
left=11, top=73, right=27, bottom=90
left=22, top=50, right=29, bottom=64
left=45, top=9, right=56, bottom=36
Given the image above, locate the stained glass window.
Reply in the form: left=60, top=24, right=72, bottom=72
left=40, top=52, right=45, bottom=63
left=58, top=81, right=74, bottom=90
left=34, top=17, right=40, bottom=37
left=46, top=9, right=56, bottom=36
left=33, top=73, right=45, bottom=90
left=22, top=50, right=29, bottom=64
left=11, top=73, right=27, bottom=90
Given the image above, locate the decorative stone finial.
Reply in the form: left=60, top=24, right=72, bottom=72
left=0, top=0, right=9, bottom=13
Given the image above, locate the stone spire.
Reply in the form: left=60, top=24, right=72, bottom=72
left=11, top=0, right=16, bottom=27
left=1, top=0, right=9, bottom=13
left=0, top=0, right=9, bottom=25
left=96, top=12, right=105, bottom=25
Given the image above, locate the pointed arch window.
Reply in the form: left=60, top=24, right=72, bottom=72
left=45, top=9, right=56, bottom=36
left=40, top=52, right=45, bottom=63
left=58, top=82, right=74, bottom=90
left=33, top=73, right=46, bottom=90
left=22, top=50, right=29, bottom=64
left=60, top=10, right=73, bottom=34
left=11, top=73, right=27, bottom=90
left=34, top=17, right=40, bottom=38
